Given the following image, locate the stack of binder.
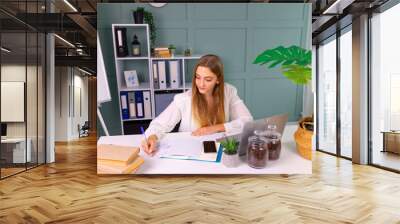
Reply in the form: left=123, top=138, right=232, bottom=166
left=152, top=60, right=181, bottom=90
left=97, top=144, right=144, bottom=174
left=120, top=91, right=152, bottom=120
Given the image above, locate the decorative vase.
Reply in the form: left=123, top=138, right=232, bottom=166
left=222, top=152, right=239, bottom=168
left=294, top=116, right=313, bottom=160
left=133, top=11, right=144, bottom=24
left=131, top=34, right=141, bottom=56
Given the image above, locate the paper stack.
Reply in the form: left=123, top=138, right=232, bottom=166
left=97, top=144, right=144, bottom=174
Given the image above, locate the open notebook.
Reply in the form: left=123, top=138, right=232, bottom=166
left=158, top=132, right=224, bottom=162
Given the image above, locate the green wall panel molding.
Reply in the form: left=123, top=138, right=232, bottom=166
left=98, top=3, right=311, bottom=135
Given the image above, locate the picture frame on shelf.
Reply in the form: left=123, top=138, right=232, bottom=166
left=124, top=70, right=140, bottom=88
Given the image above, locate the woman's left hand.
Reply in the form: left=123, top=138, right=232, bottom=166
left=192, top=124, right=224, bottom=136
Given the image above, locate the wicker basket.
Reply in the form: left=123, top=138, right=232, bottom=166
left=294, top=117, right=313, bottom=160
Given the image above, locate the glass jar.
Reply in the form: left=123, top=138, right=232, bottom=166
left=247, top=130, right=268, bottom=169
left=264, top=124, right=282, bottom=160
left=132, top=34, right=141, bottom=56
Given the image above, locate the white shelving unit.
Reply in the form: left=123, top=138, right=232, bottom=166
left=111, top=24, right=201, bottom=134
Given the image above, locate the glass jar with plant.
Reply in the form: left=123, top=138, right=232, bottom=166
left=168, top=44, right=176, bottom=56
left=220, top=137, right=240, bottom=168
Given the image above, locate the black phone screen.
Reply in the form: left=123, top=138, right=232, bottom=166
left=203, top=141, right=217, bottom=153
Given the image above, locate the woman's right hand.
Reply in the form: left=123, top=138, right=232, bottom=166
left=141, top=134, right=158, bottom=156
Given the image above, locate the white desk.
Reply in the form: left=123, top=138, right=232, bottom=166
left=1, top=138, right=31, bottom=163
left=97, top=125, right=311, bottom=174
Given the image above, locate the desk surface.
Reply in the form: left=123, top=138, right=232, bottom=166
left=1, top=138, right=28, bottom=143
left=98, top=125, right=312, bottom=174
left=381, top=131, right=400, bottom=134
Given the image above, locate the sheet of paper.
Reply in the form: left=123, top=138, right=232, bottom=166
left=158, top=132, right=224, bottom=160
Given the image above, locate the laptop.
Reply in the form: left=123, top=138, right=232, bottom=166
left=217, top=113, right=289, bottom=157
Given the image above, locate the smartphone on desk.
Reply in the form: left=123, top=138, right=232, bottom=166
left=203, top=141, right=217, bottom=153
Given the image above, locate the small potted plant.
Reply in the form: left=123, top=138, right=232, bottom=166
left=168, top=44, right=176, bottom=57
left=220, top=137, right=240, bottom=168
left=184, top=48, right=192, bottom=56
left=133, top=7, right=144, bottom=24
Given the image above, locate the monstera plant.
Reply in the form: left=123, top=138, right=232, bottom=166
left=253, top=45, right=313, bottom=159
left=253, top=45, right=311, bottom=85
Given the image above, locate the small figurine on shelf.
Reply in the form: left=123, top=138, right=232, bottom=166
left=132, top=35, right=141, bottom=56
left=168, top=44, right=176, bottom=57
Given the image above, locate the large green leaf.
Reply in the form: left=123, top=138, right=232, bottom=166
left=281, top=64, right=311, bottom=85
left=253, top=45, right=312, bottom=85
left=253, top=45, right=311, bottom=68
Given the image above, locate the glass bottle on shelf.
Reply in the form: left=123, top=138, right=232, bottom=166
left=264, top=124, right=282, bottom=160
left=247, top=130, right=268, bottom=169
left=132, top=35, right=141, bottom=56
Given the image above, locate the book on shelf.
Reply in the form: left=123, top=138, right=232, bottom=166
left=155, top=52, right=171, bottom=58
left=154, top=47, right=171, bottom=58
left=154, top=47, right=169, bottom=51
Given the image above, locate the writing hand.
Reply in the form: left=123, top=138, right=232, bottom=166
left=140, top=134, right=158, bottom=156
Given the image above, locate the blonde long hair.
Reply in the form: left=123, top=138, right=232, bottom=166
left=192, top=54, right=225, bottom=127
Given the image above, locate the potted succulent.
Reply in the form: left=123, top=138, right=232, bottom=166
left=220, top=137, right=240, bottom=168
left=184, top=48, right=192, bottom=56
left=168, top=44, right=176, bottom=57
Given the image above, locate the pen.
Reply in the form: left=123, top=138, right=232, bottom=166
left=161, top=155, right=191, bottom=160
left=140, top=126, right=148, bottom=146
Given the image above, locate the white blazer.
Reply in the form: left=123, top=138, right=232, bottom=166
left=145, top=83, right=253, bottom=139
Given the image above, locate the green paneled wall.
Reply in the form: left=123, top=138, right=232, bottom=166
left=98, top=3, right=311, bottom=135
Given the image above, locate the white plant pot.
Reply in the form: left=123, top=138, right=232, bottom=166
left=222, top=152, right=239, bottom=168
left=170, top=49, right=175, bottom=57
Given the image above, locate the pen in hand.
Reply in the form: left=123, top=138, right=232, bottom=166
left=140, top=126, right=154, bottom=155
left=140, top=126, right=148, bottom=144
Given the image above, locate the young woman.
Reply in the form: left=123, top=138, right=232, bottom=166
left=142, top=54, right=253, bottom=155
